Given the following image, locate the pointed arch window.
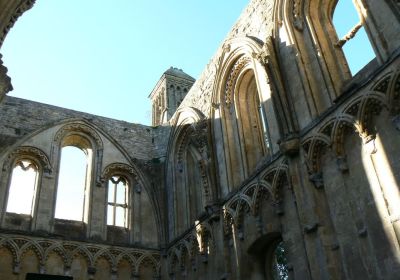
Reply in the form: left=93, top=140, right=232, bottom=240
left=55, top=145, right=91, bottom=221
left=235, top=69, right=271, bottom=173
left=107, top=175, right=128, bottom=227
left=333, top=0, right=375, bottom=75
left=6, top=159, right=38, bottom=215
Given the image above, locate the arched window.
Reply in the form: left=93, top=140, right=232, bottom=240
left=332, top=0, right=375, bottom=75
left=6, top=159, right=38, bottom=215
left=265, top=240, right=289, bottom=280
left=107, top=175, right=128, bottom=227
left=186, top=145, right=204, bottom=223
left=235, top=69, right=271, bottom=174
left=55, top=136, right=93, bottom=221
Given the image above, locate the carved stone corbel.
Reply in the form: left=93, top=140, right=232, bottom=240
left=362, top=134, right=377, bottom=154
left=309, top=172, right=324, bottom=189
left=87, top=267, right=96, bottom=279
left=255, top=215, right=264, bottom=235
left=237, top=226, right=244, bottom=241
left=274, top=200, right=285, bottom=216
left=304, top=222, right=319, bottom=234
left=279, top=136, right=300, bottom=157
left=134, top=181, right=142, bottom=193
left=336, top=156, right=349, bottom=173
left=12, top=261, right=20, bottom=274
left=358, top=227, right=368, bottom=237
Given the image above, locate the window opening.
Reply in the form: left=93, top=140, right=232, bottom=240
left=333, top=0, right=375, bottom=74
left=107, top=176, right=128, bottom=227
left=6, top=160, right=37, bottom=215
left=257, top=95, right=271, bottom=151
left=55, top=146, right=88, bottom=221
left=267, top=241, right=289, bottom=280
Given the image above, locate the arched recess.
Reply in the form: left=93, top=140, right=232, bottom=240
left=166, top=107, right=214, bottom=239
left=0, top=146, right=51, bottom=229
left=51, top=122, right=103, bottom=236
left=101, top=162, right=160, bottom=246
left=273, top=0, right=398, bottom=114
left=299, top=77, right=400, bottom=278
left=248, top=233, right=289, bottom=280
left=211, top=37, right=279, bottom=196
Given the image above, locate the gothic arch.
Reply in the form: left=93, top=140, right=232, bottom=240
left=251, top=180, right=274, bottom=216
left=93, top=249, right=115, bottom=269
left=301, top=75, right=394, bottom=176
left=0, top=238, right=19, bottom=265
left=166, top=107, right=214, bottom=237
left=115, top=252, right=135, bottom=270
left=167, top=250, right=180, bottom=276
left=136, top=254, right=159, bottom=277
left=51, top=121, right=103, bottom=191
left=70, top=246, right=94, bottom=268
left=19, top=240, right=45, bottom=268
left=44, top=243, right=68, bottom=266
left=212, top=37, right=276, bottom=194
left=0, top=146, right=51, bottom=227
left=2, top=146, right=52, bottom=174
left=274, top=0, right=398, bottom=107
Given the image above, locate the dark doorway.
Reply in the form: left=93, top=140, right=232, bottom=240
left=26, top=274, right=73, bottom=280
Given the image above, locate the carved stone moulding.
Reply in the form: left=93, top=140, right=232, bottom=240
left=0, top=54, right=13, bottom=102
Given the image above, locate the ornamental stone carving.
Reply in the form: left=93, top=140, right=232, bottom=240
left=224, top=56, right=251, bottom=107
left=2, top=146, right=52, bottom=174
left=0, top=0, right=36, bottom=47
left=0, top=54, right=13, bottom=102
left=54, top=122, right=103, bottom=148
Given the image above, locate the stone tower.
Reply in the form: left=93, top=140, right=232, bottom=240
left=149, top=67, right=195, bottom=126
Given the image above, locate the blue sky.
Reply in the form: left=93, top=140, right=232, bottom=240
left=2, top=0, right=375, bottom=126
left=2, top=0, right=248, bottom=125
left=333, top=0, right=375, bottom=75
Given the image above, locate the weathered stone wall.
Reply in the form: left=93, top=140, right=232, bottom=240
left=163, top=0, right=400, bottom=279
left=0, top=97, right=155, bottom=160
left=0, top=234, right=161, bottom=280
left=0, top=0, right=399, bottom=279
left=0, top=97, right=164, bottom=278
